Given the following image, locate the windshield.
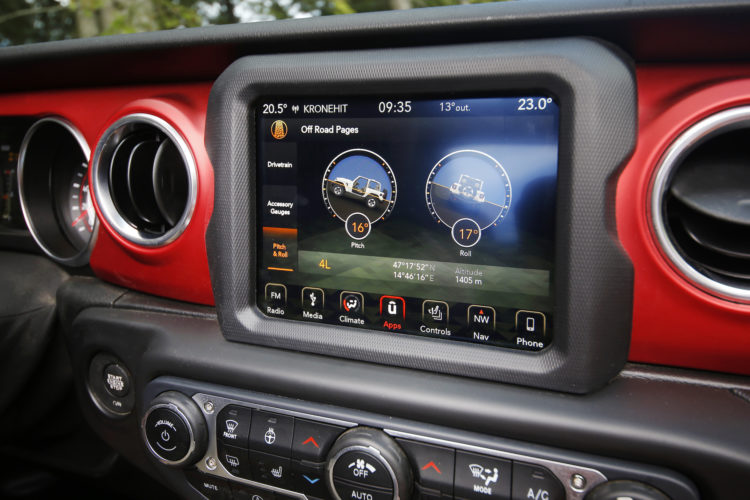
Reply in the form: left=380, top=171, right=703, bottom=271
left=0, top=0, right=499, bottom=47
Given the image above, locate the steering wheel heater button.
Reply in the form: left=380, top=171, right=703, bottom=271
left=249, top=411, right=294, bottom=456
left=454, top=451, right=511, bottom=500
left=332, top=450, right=393, bottom=489
left=145, top=408, right=191, bottom=462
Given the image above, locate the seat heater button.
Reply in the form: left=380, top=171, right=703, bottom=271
left=511, top=463, right=564, bottom=500
left=332, top=450, right=393, bottom=490
left=454, top=451, right=511, bottom=500
left=217, top=405, right=252, bottom=447
left=248, top=450, right=292, bottom=486
left=333, top=479, right=393, bottom=500
left=103, top=363, right=130, bottom=397
left=144, top=408, right=191, bottom=462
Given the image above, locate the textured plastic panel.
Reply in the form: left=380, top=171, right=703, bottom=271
left=205, top=39, right=636, bottom=393
left=619, top=66, right=750, bottom=375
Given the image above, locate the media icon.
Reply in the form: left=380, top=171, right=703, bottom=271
left=422, top=300, right=449, bottom=325
left=302, top=287, right=324, bottom=310
left=340, top=291, right=364, bottom=315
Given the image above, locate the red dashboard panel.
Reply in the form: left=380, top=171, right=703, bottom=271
left=5, top=69, right=750, bottom=374
left=620, top=66, right=750, bottom=375
left=0, top=84, right=215, bottom=305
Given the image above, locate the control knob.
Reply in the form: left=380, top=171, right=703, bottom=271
left=586, top=480, right=671, bottom=500
left=327, top=427, right=413, bottom=500
left=141, top=391, right=208, bottom=467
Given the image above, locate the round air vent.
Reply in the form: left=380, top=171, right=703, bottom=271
left=652, top=106, right=750, bottom=302
left=92, top=114, right=197, bottom=246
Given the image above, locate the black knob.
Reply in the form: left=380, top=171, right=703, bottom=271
left=141, top=391, right=207, bottom=467
left=327, top=427, right=413, bottom=500
left=586, top=480, right=671, bottom=500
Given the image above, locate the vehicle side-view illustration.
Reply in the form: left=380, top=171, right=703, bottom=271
left=329, top=175, right=388, bottom=208
left=449, top=174, right=486, bottom=203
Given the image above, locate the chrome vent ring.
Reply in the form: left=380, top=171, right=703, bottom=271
left=92, top=114, right=197, bottom=247
left=651, top=105, right=750, bottom=303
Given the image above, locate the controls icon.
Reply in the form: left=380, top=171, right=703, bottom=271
left=380, top=295, right=405, bottom=319
left=341, top=291, right=364, bottom=315
left=422, top=300, right=449, bottom=325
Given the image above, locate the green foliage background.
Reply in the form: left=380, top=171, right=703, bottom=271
left=0, top=0, right=501, bottom=46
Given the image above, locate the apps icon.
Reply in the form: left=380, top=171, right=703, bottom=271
left=340, top=291, right=364, bottom=315
left=380, top=296, right=405, bottom=319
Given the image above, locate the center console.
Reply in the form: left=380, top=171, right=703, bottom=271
left=138, top=378, right=697, bottom=500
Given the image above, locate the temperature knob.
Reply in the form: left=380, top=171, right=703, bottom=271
left=327, top=427, right=413, bottom=500
left=142, top=391, right=207, bottom=467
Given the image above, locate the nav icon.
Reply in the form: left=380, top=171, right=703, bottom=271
left=467, top=305, right=495, bottom=341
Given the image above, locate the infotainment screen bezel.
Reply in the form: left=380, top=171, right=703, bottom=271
left=205, top=38, right=636, bottom=394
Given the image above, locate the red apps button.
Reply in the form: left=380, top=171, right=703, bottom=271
left=380, top=295, right=405, bottom=331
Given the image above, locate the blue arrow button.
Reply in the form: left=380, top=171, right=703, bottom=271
left=303, top=475, right=320, bottom=484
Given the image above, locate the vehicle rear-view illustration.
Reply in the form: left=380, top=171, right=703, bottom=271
left=450, top=174, right=486, bottom=203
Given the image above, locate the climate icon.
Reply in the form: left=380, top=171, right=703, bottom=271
left=425, top=150, right=511, bottom=247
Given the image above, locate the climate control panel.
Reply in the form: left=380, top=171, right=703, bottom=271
left=139, top=379, right=696, bottom=500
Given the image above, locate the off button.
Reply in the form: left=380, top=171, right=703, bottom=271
left=145, top=407, right=191, bottom=463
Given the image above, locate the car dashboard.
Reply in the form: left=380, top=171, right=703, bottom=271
left=1, top=1, right=750, bottom=500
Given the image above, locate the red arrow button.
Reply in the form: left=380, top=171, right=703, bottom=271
left=302, top=436, right=320, bottom=448
left=421, top=461, right=442, bottom=474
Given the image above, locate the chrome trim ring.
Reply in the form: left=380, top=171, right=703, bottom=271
left=141, top=402, right=197, bottom=467
left=650, top=105, right=750, bottom=303
left=91, top=113, right=198, bottom=247
left=17, top=116, right=98, bottom=267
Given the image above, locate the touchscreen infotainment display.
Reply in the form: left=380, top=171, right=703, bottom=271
left=256, top=96, right=559, bottom=351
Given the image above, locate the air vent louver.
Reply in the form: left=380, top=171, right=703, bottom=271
left=92, top=114, right=196, bottom=247
left=652, top=106, right=750, bottom=302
